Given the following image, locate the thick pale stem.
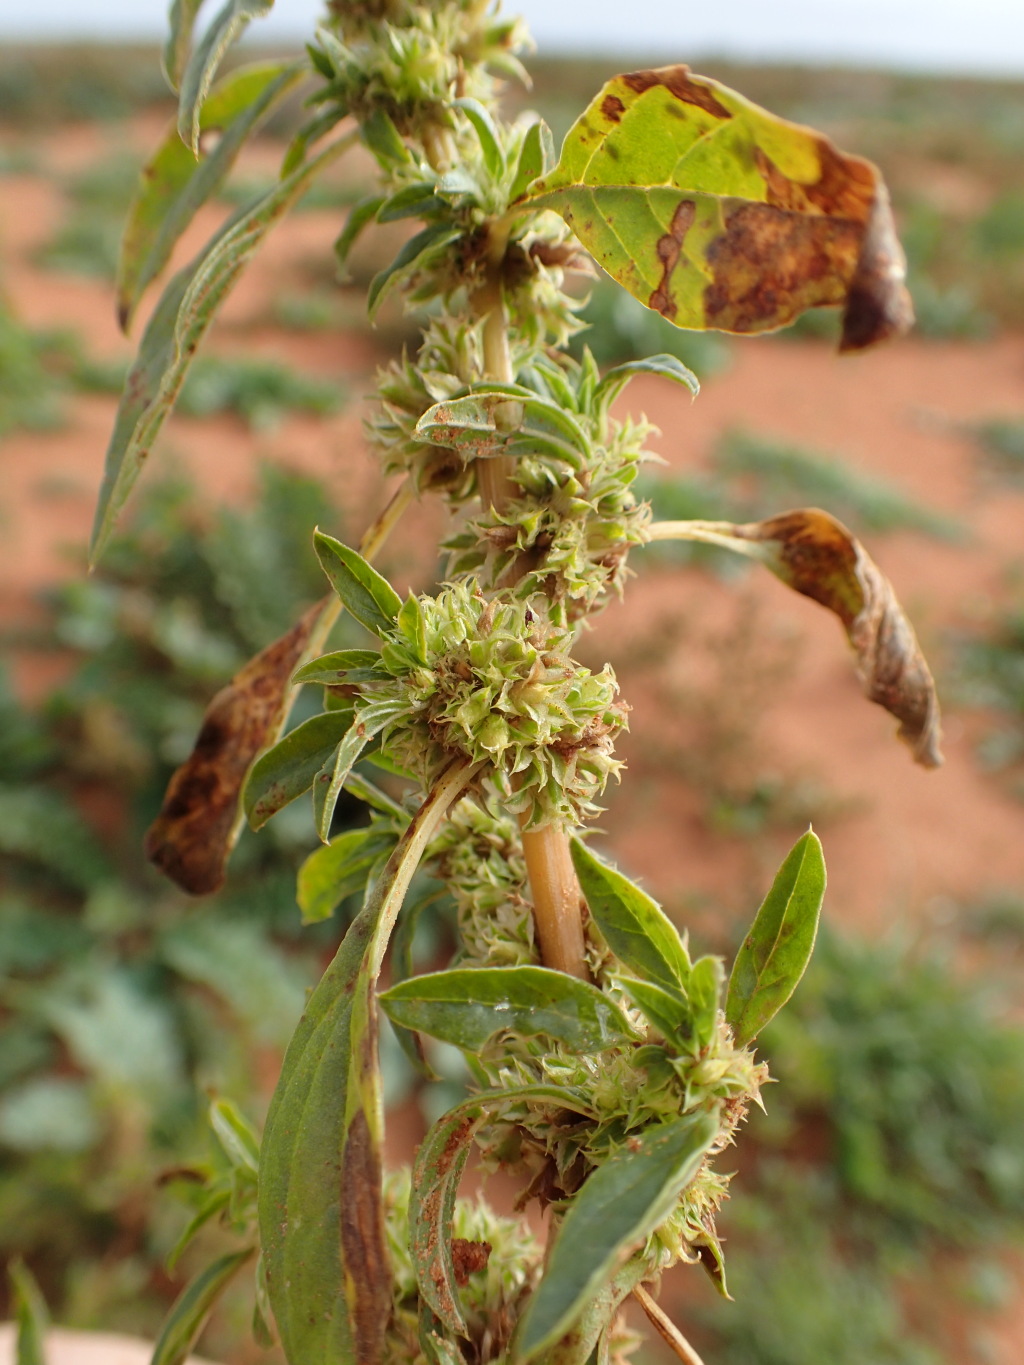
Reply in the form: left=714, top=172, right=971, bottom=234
left=474, top=251, right=588, bottom=981
left=519, top=817, right=588, bottom=980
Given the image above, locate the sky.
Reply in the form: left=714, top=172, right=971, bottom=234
left=2, top=0, right=1024, bottom=76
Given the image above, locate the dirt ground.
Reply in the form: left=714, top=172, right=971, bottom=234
left=3, top=115, right=1024, bottom=1362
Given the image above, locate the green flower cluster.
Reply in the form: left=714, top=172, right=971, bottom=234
left=471, top=1008, right=765, bottom=1287
left=316, top=0, right=530, bottom=138
left=326, top=578, right=627, bottom=828
left=381, top=1168, right=541, bottom=1363
left=427, top=783, right=535, bottom=966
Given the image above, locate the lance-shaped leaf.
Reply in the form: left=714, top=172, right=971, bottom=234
left=313, top=532, right=403, bottom=638
left=297, top=825, right=399, bottom=924
left=91, top=133, right=352, bottom=564
left=312, top=699, right=408, bottom=842
left=164, top=0, right=205, bottom=91
left=241, top=708, right=354, bottom=831
left=293, top=647, right=388, bottom=686
left=412, top=1086, right=596, bottom=1335
left=621, top=976, right=691, bottom=1047
left=525, top=65, right=913, bottom=351
left=178, top=0, right=274, bottom=154
left=570, top=838, right=691, bottom=992
left=10, top=1259, right=48, bottom=1365
left=259, top=760, right=480, bottom=1365
left=416, top=389, right=590, bottom=468
left=145, top=599, right=329, bottom=893
left=151, top=1249, right=253, bottom=1365
left=726, top=829, right=826, bottom=1047
left=649, top=509, right=943, bottom=766
left=118, top=61, right=305, bottom=331
left=509, top=119, right=554, bottom=204
left=380, top=966, right=635, bottom=1053
left=513, top=1109, right=720, bottom=1362
left=593, top=353, right=699, bottom=414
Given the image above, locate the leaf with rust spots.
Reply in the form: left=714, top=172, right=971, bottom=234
left=410, top=1086, right=594, bottom=1335
left=524, top=64, right=912, bottom=350
left=259, top=760, right=481, bottom=1365
left=651, top=509, right=942, bottom=766
left=145, top=599, right=328, bottom=894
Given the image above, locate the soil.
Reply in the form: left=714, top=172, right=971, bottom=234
left=3, top=120, right=1024, bottom=1363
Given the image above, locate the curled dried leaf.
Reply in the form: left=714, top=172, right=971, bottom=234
left=145, top=598, right=328, bottom=893
left=737, top=509, right=942, bottom=767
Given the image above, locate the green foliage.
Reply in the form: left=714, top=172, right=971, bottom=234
left=726, top=829, right=825, bottom=1047
left=761, top=931, right=1024, bottom=1244
left=177, top=352, right=345, bottom=429
left=0, top=300, right=76, bottom=437
left=949, top=584, right=1024, bottom=794
left=0, top=465, right=367, bottom=1331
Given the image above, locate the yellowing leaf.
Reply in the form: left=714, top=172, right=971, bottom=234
left=525, top=65, right=913, bottom=350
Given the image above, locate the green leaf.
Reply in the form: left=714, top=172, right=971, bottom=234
left=377, top=182, right=445, bottom=223
left=726, top=829, right=826, bottom=1046
left=297, top=827, right=399, bottom=924
left=454, top=97, right=504, bottom=180
left=10, top=1258, right=49, bottom=1365
left=525, top=65, right=913, bottom=350
left=689, top=954, right=726, bottom=1051
left=164, top=0, right=205, bottom=91
left=570, top=839, right=691, bottom=993
left=367, top=223, right=462, bottom=316
left=178, top=0, right=274, bottom=154
left=151, top=1249, right=253, bottom=1365
left=118, top=61, right=304, bottom=330
left=312, top=532, right=403, bottom=637
left=620, top=977, right=691, bottom=1045
left=209, top=1097, right=260, bottom=1175
left=415, top=388, right=590, bottom=467
left=313, top=701, right=407, bottom=842
left=397, top=592, right=428, bottom=663
left=379, top=966, right=635, bottom=1053
left=514, top=1111, right=720, bottom=1362
left=293, top=648, right=387, bottom=686
left=242, top=710, right=354, bottom=830
left=593, top=353, right=699, bottom=413
left=166, top=1188, right=232, bottom=1272
left=335, top=193, right=386, bottom=272
left=361, top=107, right=413, bottom=170
left=91, top=132, right=352, bottom=563
left=509, top=119, right=554, bottom=203
left=259, top=760, right=480, bottom=1365
left=412, top=1086, right=596, bottom=1334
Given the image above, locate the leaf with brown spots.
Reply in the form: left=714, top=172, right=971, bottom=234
left=258, top=759, right=482, bottom=1365
left=646, top=509, right=943, bottom=766
left=410, top=1086, right=595, bottom=1335
left=144, top=598, right=328, bottom=894
left=524, top=65, right=912, bottom=350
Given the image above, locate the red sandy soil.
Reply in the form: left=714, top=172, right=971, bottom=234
left=3, top=124, right=1024, bottom=1363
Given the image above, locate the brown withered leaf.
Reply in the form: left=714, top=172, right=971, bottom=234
left=733, top=509, right=942, bottom=767
left=145, top=597, right=329, bottom=893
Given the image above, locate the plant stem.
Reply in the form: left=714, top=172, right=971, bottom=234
left=519, top=816, right=588, bottom=979
left=632, top=1286, right=708, bottom=1365
left=474, top=271, right=589, bottom=981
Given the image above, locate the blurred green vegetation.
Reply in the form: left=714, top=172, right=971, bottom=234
left=693, top=928, right=1024, bottom=1364
left=949, top=580, right=1024, bottom=797
left=0, top=464, right=381, bottom=1335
